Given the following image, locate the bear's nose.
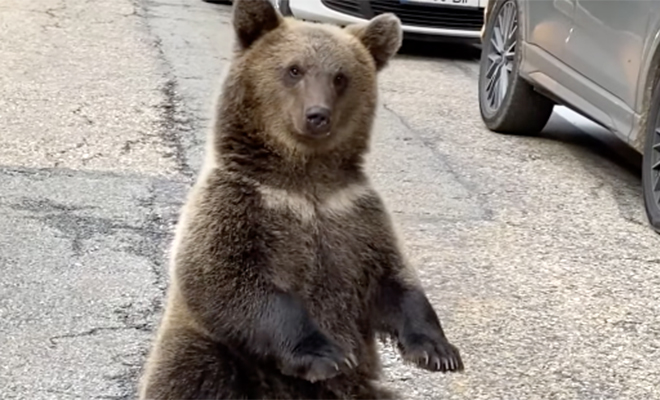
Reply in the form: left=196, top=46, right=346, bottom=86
left=305, top=107, right=332, bottom=136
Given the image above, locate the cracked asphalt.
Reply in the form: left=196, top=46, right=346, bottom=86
left=1, top=0, right=660, bottom=399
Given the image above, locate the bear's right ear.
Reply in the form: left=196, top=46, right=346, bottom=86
left=232, top=0, right=283, bottom=50
left=345, top=13, right=403, bottom=72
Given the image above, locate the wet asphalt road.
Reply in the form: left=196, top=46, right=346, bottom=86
left=1, top=0, right=659, bottom=399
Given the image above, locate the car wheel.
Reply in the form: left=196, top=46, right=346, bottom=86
left=642, top=78, right=660, bottom=233
left=478, top=0, right=554, bottom=135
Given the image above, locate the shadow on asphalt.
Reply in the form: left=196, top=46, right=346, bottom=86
left=539, top=113, right=647, bottom=226
left=540, top=113, right=642, bottom=179
left=397, top=37, right=641, bottom=179
left=398, top=39, right=481, bottom=62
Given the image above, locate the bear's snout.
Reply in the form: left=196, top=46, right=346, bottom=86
left=304, top=106, right=332, bottom=137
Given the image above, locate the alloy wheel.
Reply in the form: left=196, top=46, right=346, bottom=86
left=483, top=0, right=518, bottom=115
left=650, top=116, right=660, bottom=209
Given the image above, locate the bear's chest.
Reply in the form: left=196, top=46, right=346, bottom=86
left=264, top=206, right=374, bottom=295
left=257, top=186, right=380, bottom=334
left=270, top=210, right=378, bottom=346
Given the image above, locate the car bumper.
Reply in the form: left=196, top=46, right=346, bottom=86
left=287, top=0, right=488, bottom=39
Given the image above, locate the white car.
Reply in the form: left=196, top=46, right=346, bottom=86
left=270, top=0, right=489, bottom=41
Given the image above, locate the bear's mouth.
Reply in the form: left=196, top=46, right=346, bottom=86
left=295, top=128, right=332, bottom=141
left=292, top=120, right=332, bottom=141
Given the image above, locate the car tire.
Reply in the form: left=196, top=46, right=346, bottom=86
left=641, top=77, right=660, bottom=233
left=478, top=0, right=554, bottom=135
left=275, top=0, right=293, bottom=16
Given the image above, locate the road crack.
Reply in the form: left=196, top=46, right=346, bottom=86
left=382, top=102, right=494, bottom=221
left=48, top=324, right=150, bottom=348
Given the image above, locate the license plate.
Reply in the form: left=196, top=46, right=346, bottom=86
left=400, top=0, right=480, bottom=8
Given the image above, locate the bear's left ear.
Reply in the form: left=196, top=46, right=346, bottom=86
left=345, top=13, right=402, bottom=71
left=233, top=0, right=283, bottom=50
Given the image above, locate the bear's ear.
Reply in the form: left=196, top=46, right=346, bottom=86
left=233, top=0, right=283, bottom=50
left=345, top=13, right=402, bottom=71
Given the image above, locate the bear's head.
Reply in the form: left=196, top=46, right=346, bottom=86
left=217, top=0, right=402, bottom=163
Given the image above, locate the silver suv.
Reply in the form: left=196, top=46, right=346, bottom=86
left=478, top=0, right=660, bottom=233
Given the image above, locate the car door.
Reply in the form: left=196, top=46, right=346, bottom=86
left=562, top=0, right=653, bottom=136
left=523, top=0, right=576, bottom=60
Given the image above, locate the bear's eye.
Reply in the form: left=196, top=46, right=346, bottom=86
left=288, top=66, right=302, bottom=78
left=334, top=73, right=347, bottom=89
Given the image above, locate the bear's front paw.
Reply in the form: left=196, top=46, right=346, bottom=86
left=398, top=333, right=464, bottom=373
left=280, top=336, right=357, bottom=383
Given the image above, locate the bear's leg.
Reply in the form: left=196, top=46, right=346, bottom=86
left=374, top=274, right=464, bottom=374
left=139, top=327, right=256, bottom=400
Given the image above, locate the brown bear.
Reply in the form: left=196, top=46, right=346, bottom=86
left=138, top=0, right=464, bottom=399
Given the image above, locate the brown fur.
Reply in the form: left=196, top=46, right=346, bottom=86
left=138, top=1, right=463, bottom=399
